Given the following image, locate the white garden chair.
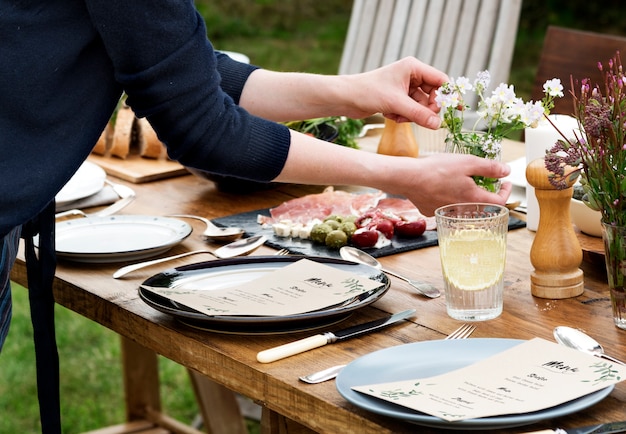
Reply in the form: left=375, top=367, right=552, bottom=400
left=339, top=0, right=522, bottom=110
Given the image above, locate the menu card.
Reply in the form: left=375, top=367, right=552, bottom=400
left=144, top=259, right=384, bottom=316
left=353, top=338, right=626, bottom=421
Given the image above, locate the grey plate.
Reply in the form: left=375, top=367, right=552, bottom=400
left=336, top=339, right=613, bottom=430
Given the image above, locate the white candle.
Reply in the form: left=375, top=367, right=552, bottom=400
left=524, top=114, right=579, bottom=231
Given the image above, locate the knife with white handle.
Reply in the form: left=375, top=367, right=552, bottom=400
left=523, top=420, right=626, bottom=434
left=256, top=309, right=415, bottom=363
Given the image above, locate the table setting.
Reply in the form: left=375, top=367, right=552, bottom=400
left=15, top=157, right=626, bottom=434
left=14, top=59, right=626, bottom=433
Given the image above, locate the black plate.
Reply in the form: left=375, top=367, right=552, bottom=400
left=213, top=210, right=526, bottom=259
left=139, top=255, right=390, bottom=333
left=178, top=312, right=353, bottom=335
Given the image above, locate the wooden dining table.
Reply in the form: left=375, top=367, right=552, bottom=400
left=10, top=136, right=626, bottom=434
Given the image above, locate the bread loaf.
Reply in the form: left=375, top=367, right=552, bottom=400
left=91, top=104, right=168, bottom=160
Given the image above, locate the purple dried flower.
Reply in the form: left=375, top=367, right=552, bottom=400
left=583, top=96, right=612, bottom=138
left=544, top=51, right=626, bottom=228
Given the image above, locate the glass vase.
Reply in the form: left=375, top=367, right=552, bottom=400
left=600, top=222, right=626, bottom=330
left=445, top=131, right=502, bottom=193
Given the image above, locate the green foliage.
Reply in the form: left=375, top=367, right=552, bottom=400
left=194, top=0, right=351, bottom=74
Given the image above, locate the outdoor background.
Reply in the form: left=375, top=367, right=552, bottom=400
left=2, top=1, right=625, bottom=433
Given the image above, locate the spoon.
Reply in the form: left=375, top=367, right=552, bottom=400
left=553, top=326, right=626, bottom=365
left=113, top=235, right=266, bottom=279
left=168, top=214, right=244, bottom=242
left=339, top=246, right=441, bottom=298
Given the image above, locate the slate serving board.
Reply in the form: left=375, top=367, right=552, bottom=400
left=213, top=208, right=526, bottom=259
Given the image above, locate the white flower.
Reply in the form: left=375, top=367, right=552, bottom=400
left=543, top=78, right=564, bottom=98
left=481, top=134, right=501, bottom=157
left=474, top=70, right=490, bottom=92
left=434, top=86, right=460, bottom=110
left=453, top=76, right=473, bottom=94
left=491, top=83, right=517, bottom=104
left=523, top=101, right=545, bottom=126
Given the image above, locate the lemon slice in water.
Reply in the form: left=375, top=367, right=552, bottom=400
left=440, top=228, right=506, bottom=291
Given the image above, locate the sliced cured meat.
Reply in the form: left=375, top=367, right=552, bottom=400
left=349, top=190, right=386, bottom=215
left=363, top=197, right=436, bottom=230
left=257, top=187, right=437, bottom=230
left=258, top=187, right=384, bottom=225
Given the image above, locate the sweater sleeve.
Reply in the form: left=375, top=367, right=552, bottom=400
left=84, top=0, right=290, bottom=181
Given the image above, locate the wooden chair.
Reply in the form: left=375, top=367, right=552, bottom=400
left=339, top=0, right=522, bottom=109
left=531, top=26, right=626, bottom=115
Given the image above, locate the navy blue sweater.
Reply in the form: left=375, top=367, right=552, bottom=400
left=0, top=0, right=291, bottom=237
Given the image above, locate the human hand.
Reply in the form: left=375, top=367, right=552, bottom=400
left=347, top=57, right=449, bottom=130
left=378, top=153, right=512, bottom=216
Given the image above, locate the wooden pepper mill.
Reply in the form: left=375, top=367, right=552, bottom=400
left=526, top=158, right=584, bottom=298
left=377, top=118, right=419, bottom=157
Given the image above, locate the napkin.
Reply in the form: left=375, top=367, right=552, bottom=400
left=55, top=185, right=120, bottom=212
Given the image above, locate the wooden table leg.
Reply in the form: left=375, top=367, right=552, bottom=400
left=261, top=408, right=317, bottom=434
left=120, top=336, right=161, bottom=421
left=187, top=369, right=247, bottom=434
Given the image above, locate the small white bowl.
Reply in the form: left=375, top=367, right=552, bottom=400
left=570, top=198, right=602, bottom=237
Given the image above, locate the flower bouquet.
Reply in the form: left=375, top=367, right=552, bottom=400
left=435, top=71, right=563, bottom=192
left=544, top=52, right=626, bottom=329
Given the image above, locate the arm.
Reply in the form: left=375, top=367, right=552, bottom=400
left=273, top=131, right=511, bottom=216
left=240, top=57, right=446, bottom=129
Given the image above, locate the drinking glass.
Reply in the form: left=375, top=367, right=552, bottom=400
left=435, top=203, right=509, bottom=321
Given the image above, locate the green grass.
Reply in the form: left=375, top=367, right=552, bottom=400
left=4, top=0, right=626, bottom=432
left=0, top=285, right=202, bottom=433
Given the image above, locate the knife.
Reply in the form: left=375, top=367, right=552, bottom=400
left=256, top=309, right=415, bottom=363
left=524, top=420, right=626, bottom=434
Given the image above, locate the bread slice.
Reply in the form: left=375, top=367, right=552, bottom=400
left=136, top=117, right=166, bottom=159
left=91, top=121, right=113, bottom=156
left=110, top=105, right=134, bottom=159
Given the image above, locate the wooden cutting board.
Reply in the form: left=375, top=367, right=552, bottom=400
left=88, top=154, right=189, bottom=183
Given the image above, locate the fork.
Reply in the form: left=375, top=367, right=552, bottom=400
left=298, top=323, right=476, bottom=384
left=275, top=248, right=290, bottom=256
left=444, top=323, right=476, bottom=340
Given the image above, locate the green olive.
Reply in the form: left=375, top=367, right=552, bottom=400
left=324, top=214, right=344, bottom=223
left=310, top=223, right=333, bottom=244
left=343, top=215, right=357, bottom=223
left=325, top=230, right=348, bottom=249
left=340, top=221, right=357, bottom=237
left=325, top=220, right=341, bottom=230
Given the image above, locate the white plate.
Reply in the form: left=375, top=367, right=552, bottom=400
left=336, top=339, right=613, bottom=430
left=220, top=50, right=250, bottom=63
left=56, top=161, right=107, bottom=206
left=504, top=157, right=527, bottom=188
left=52, top=216, right=192, bottom=263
